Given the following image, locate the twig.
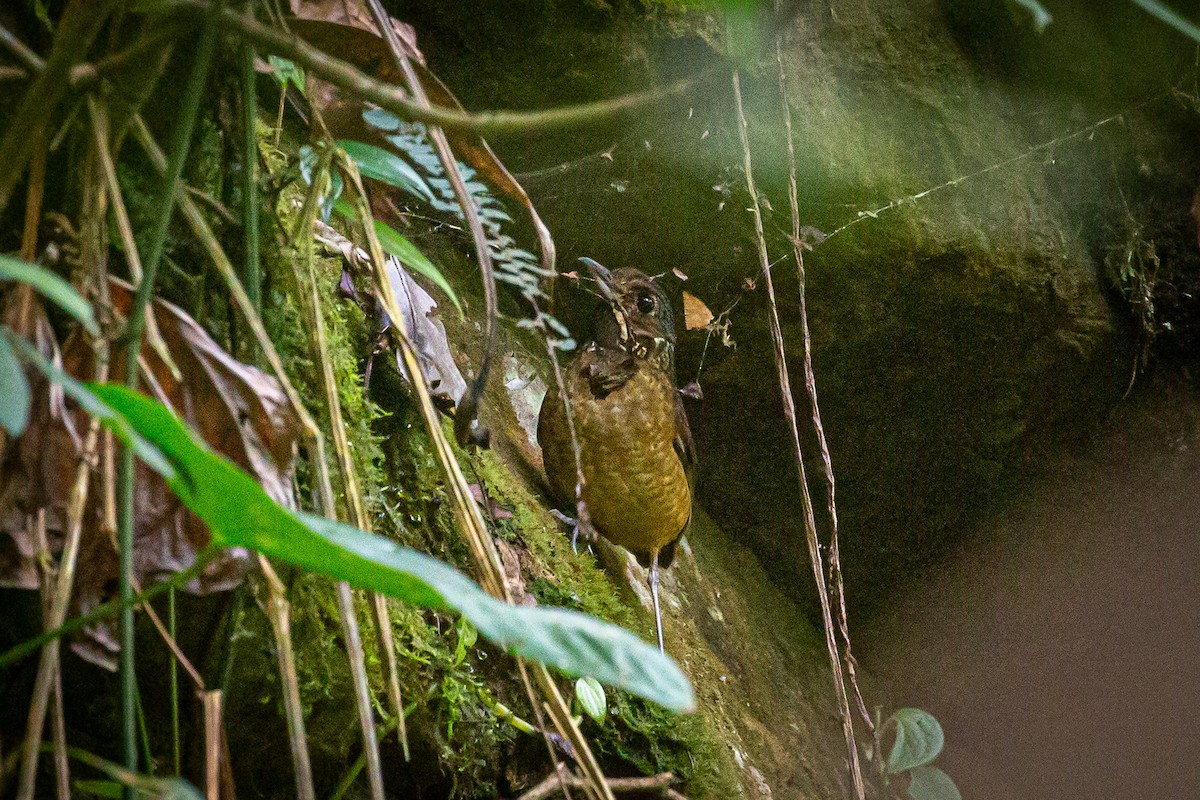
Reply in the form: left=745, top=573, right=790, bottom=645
left=114, top=4, right=221, bottom=790
left=171, top=0, right=709, bottom=135
left=257, top=558, right=316, bottom=800
left=129, top=112, right=322, bottom=800
left=731, top=70, right=865, bottom=800
left=292, top=129, right=387, bottom=800
left=775, top=40, right=879, bottom=765
left=515, top=764, right=684, bottom=800
left=200, top=690, right=222, bottom=800
left=15, top=142, right=109, bottom=800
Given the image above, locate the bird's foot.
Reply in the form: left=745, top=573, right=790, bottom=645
left=548, top=509, right=598, bottom=554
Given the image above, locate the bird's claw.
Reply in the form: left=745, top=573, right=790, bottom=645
left=548, top=509, right=596, bottom=554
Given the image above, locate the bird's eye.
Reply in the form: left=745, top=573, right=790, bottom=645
left=636, top=291, right=656, bottom=314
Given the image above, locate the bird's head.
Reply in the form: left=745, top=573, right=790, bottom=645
left=581, top=257, right=676, bottom=373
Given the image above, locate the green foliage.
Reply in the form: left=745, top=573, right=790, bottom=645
left=11, top=363, right=694, bottom=712
left=575, top=676, right=607, bottom=725
left=907, top=765, right=963, bottom=800
left=882, top=708, right=961, bottom=800
left=360, top=109, right=555, bottom=302
left=330, top=197, right=463, bottom=315
left=336, top=139, right=434, bottom=204
left=0, top=333, right=28, bottom=435
left=0, top=254, right=99, bottom=335
left=267, top=55, right=306, bottom=96
left=885, top=707, right=944, bottom=773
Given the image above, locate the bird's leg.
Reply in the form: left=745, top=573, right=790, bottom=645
left=648, top=551, right=664, bottom=654
left=547, top=509, right=598, bottom=554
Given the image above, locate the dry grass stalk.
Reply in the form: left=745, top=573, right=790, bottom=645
left=731, top=70, right=866, bottom=800
left=200, top=690, right=222, bottom=800
left=774, top=41, right=878, bottom=762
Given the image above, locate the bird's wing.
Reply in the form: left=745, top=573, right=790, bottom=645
left=659, top=391, right=695, bottom=570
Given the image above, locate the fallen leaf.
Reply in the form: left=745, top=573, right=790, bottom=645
left=384, top=257, right=468, bottom=410
left=290, top=0, right=422, bottom=62
left=671, top=268, right=689, bottom=281
left=1, top=279, right=302, bottom=668
left=682, top=291, right=714, bottom=331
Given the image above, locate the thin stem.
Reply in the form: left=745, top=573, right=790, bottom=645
left=363, top=0, right=496, bottom=446
left=173, top=0, right=708, bottom=136
left=168, top=588, right=181, bottom=775
left=115, top=4, right=221, bottom=788
left=239, top=0, right=262, bottom=331
left=732, top=70, right=866, bottom=800
left=775, top=39, right=878, bottom=765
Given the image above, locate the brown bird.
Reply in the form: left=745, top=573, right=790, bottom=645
left=537, top=258, right=695, bottom=653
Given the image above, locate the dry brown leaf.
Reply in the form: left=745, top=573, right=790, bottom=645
left=0, top=279, right=301, bottom=668
left=290, top=0, right=422, bottom=62
left=682, top=290, right=714, bottom=331
left=384, top=258, right=468, bottom=410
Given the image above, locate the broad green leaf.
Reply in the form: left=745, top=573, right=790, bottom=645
left=886, top=707, right=945, bottom=773
left=267, top=55, right=306, bottom=96
left=0, top=255, right=98, bottom=335
left=3, top=331, right=174, bottom=478
left=1128, top=0, right=1200, bottom=42
left=87, top=384, right=696, bottom=713
left=337, top=140, right=435, bottom=204
left=331, top=198, right=463, bottom=316
left=907, top=766, right=962, bottom=800
left=58, top=745, right=202, bottom=800
left=1008, top=0, right=1052, bottom=32
left=575, top=676, right=607, bottom=725
left=73, top=780, right=124, bottom=798
left=0, top=332, right=30, bottom=435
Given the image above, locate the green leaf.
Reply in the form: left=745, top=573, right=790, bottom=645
left=267, top=55, right=305, bottom=95
left=907, top=766, right=962, bottom=800
left=575, top=676, right=607, bottom=725
left=1128, top=0, right=1200, bottom=42
left=331, top=198, right=463, bottom=316
left=73, top=780, right=124, bottom=799
left=337, top=140, right=435, bottom=204
left=886, top=708, right=945, bottom=773
left=0, top=255, right=98, bottom=335
left=0, top=332, right=30, bottom=435
left=1008, top=0, right=1053, bottom=32
left=86, top=384, right=696, bottom=713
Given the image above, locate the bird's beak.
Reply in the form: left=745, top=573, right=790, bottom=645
left=579, top=257, right=617, bottom=303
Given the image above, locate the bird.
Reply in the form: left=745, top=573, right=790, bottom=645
left=537, top=257, right=695, bottom=653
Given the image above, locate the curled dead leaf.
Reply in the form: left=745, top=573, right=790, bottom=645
left=0, top=279, right=301, bottom=668
left=682, top=290, right=714, bottom=331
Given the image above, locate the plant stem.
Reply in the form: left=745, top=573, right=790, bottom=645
left=731, top=70, right=866, bottom=800
left=168, top=588, right=180, bottom=775
left=173, top=0, right=709, bottom=135
left=239, top=0, right=261, bottom=330
left=115, top=4, right=222, bottom=793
